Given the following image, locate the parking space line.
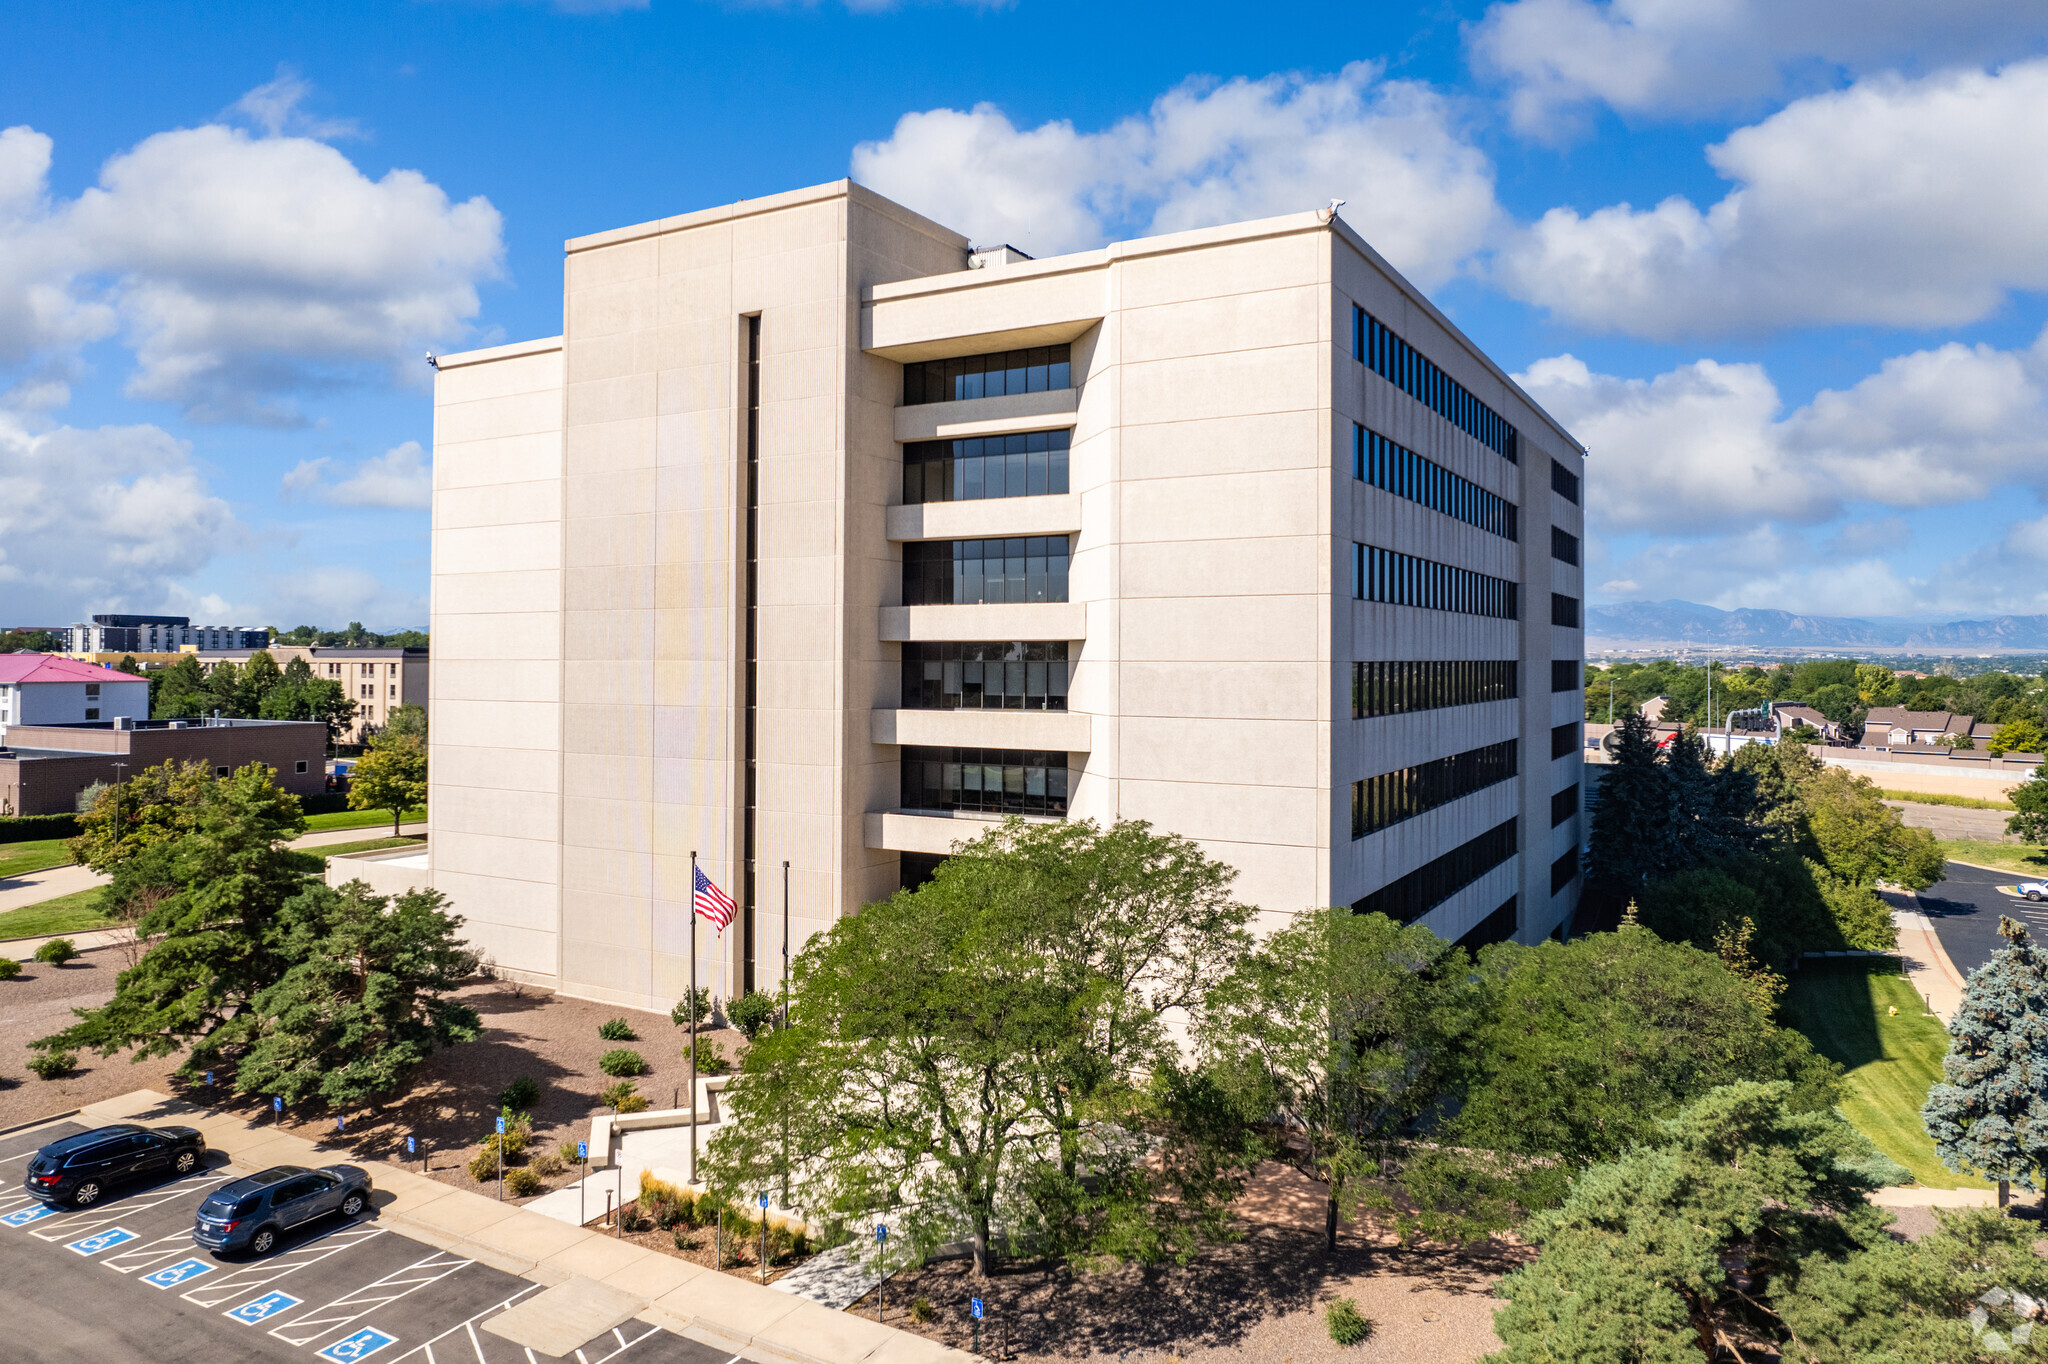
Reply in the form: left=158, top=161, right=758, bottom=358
left=103, top=1228, right=214, bottom=1274
left=0, top=1123, right=81, bottom=1163
left=381, top=1283, right=544, bottom=1363
left=181, top=1222, right=387, bottom=1306
left=29, top=1171, right=231, bottom=1242
left=268, top=1250, right=476, bottom=1347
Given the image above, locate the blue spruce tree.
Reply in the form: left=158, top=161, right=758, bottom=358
left=1922, top=916, right=2048, bottom=1197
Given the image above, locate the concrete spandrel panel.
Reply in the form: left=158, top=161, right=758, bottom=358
left=564, top=415, right=657, bottom=473
left=568, top=327, right=662, bottom=385
left=434, top=389, right=564, bottom=446
left=1413, top=861, right=1522, bottom=944
left=1118, top=594, right=1321, bottom=663
left=1115, top=232, right=1327, bottom=311
left=1117, top=409, right=1325, bottom=482
left=1116, top=776, right=1324, bottom=848
left=884, top=494, right=1082, bottom=544
left=1119, top=285, right=1323, bottom=363
left=1119, top=716, right=1323, bottom=789
left=878, top=602, right=1089, bottom=642
left=429, top=612, right=563, bottom=662
left=1119, top=343, right=1323, bottom=428
left=871, top=707, right=1091, bottom=752
left=433, top=479, right=562, bottom=531
left=1344, top=704, right=1520, bottom=776
left=431, top=831, right=562, bottom=886
left=433, top=347, right=563, bottom=406
left=1112, top=661, right=1323, bottom=723
left=431, top=659, right=561, bottom=705
left=891, top=387, right=1081, bottom=444
left=433, top=744, right=562, bottom=795
left=431, top=700, right=565, bottom=749
left=433, top=431, right=563, bottom=491
left=564, top=565, right=657, bottom=614
left=1116, top=536, right=1324, bottom=601
left=432, top=785, right=562, bottom=842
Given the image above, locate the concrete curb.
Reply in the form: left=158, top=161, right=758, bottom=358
left=66, top=1089, right=972, bottom=1364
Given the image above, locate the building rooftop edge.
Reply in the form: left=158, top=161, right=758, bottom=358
left=434, top=335, right=564, bottom=371
left=562, top=178, right=970, bottom=256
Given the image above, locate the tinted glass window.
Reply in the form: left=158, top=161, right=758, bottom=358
left=903, top=429, right=1071, bottom=504
left=903, top=345, right=1072, bottom=405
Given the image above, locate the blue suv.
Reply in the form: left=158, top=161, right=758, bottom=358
left=192, top=1164, right=374, bottom=1256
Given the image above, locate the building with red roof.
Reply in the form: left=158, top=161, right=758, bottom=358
left=0, top=654, right=151, bottom=741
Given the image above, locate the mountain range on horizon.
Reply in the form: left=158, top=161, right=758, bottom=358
left=1588, top=600, right=2048, bottom=652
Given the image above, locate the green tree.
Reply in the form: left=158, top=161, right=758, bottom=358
left=260, top=656, right=357, bottom=742
left=1989, top=717, right=2046, bottom=757
left=238, top=650, right=284, bottom=716
left=2009, top=764, right=2048, bottom=846
left=384, top=703, right=427, bottom=742
left=703, top=819, right=1260, bottom=1277
left=1855, top=662, right=1898, bottom=706
left=67, top=760, right=215, bottom=871
left=1586, top=708, right=1679, bottom=899
left=1486, top=1082, right=1904, bottom=1364
left=1452, top=928, right=1840, bottom=1204
left=223, top=881, right=481, bottom=1108
left=151, top=655, right=211, bottom=718
left=1203, top=909, right=1478, bottom=1249
left=0, top=628, right=65, bottom=652
left=347, top=732, right=427, bottom=835
left=34, top=765, right=308, bottom=1073
left=203, top=659, right=242, bottom=717
left=1801, top=766, right=1945, bottom=890
left=114, top=654, right=142, bottom=676
left=1808, top=681, right=1859, bottom=723
left=1922, top=917, right=2048, bottom=1192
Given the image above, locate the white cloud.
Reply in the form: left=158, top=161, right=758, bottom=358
left=228, top=66, right=363, bottom=141
left=1495, top=61, right=2048, bottom=336
left=853, top=63, right=1499, bottom=286
left=1467, top=0, right=2048, bottom=137
left=280, top=441, right=432, bottom=510
left=1520, top=327, right=2048, bottom=537
left=0, top=410, right=238, bottom=622
left=0, top=79, right=504, bottom=425
left=258, top=565, right=427, bottom=631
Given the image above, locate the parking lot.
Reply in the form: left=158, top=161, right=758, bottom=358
left=0, top=1119, right=735, bottom=1364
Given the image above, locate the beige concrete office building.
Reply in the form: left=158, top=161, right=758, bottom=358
left=427, top=180, right=1585, bottom=1009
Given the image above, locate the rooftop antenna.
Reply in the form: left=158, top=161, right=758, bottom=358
left=424, top=352, right=440, bottom=371
left=1320, top=198, right=1347, bottom=224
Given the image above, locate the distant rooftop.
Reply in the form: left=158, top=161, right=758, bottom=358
left=0, top=655, right=145, bottom=686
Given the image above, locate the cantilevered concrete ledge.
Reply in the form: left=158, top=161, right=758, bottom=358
left=885, top=493, right=1081, bottom=543
left=877, top=602, right=1086, bottom=642
left=870, top=708, right=1091, bottom=752
left=865, top=810, right=1061, bottom=855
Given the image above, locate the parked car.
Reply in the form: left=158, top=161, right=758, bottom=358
left=22, top=1124, right=207, bottom=1207
left=192, top=1164, right=374, bottom=1256
left=2020, top=880, right=2048, bottom=902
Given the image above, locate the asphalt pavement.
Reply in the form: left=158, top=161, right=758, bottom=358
left=0, top=1118, right=729, bottom=1364
left=1920, top=860, right=2048, bottom=978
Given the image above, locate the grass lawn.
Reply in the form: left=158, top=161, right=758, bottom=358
left=1880, top=788, right=2014, bottom=811
left=284, top=835, right=426, bottom=874
left=0, top=838, right=74, bottom=880
left=302, top=806, right=426, bottom=833
left=1784, top=958, right=1988, bottom=1189
left=0, top=887, right=112, bottom=944
left=1936, top=839, right=2048, bottom=878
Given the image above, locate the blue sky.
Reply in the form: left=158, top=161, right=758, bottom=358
left=5, top=0, right=2048, bottom=630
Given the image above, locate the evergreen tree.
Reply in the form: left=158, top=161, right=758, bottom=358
left=237, top=649, right=284, bottom=716
left=1586, top=707, right=1683, bottom=906
left=151, top=655, right=211, bottom=718
left=1922, top=917, right=2048, bottom=1191
left=224, top=881, right=481, bottom=1108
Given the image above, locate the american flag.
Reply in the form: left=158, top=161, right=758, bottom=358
left=693, top=864, right=737, bottom=934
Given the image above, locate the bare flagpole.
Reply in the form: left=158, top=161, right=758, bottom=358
left=781, top=858, right=791, bottom=1206
left=689, top=850, right=699, bottom=1187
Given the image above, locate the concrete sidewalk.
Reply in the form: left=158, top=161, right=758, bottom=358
left=56, top=1089, right=966, bottom=1364
left=1887, top=893, right=1967, bottom=1025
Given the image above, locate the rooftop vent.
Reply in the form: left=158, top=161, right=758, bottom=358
left=968, top=244, right=1034, bottom=270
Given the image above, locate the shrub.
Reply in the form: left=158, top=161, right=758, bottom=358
left=467, top=1141, right=505, bottom=1182
left=1326, top=1298, right=1373, bottom=1346
left=557, top=1139, right=585, bottom=1166
left=599, top=1048, right=647, bottom=1077
left=600, top=1080, right=647, bottom=1113
left=33, top=939, right=77, bottom=966
left=619, top=1204, right=651, bottom=1233
left=670, top=987, right=711, bottom=1029
left=503, top=1166, right=546, bottom=1197
left=672, top=1228, right=701, bottom=1251
left=27, top=1049, right=74, bottom=1080
left=728, top=990, right=776, bottom=1040
left=688, top=1037, right=730, bottom=1075
left=909, top=1297, right=935, bottom=1324
left=767, top=1222, right=797, bottom=1263
left=497, top=1108, right=532, bottom=1158
left=598, top=1017, right=637, bottom=1041
left=498, top=1076, right=540, bottom=1111
left=0, top=958, right=19, bottom=981
left=530, top=1152, right=565, bottom=1177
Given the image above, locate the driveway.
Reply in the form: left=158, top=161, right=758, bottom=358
left=1920, top=859, right=2048, bottom=978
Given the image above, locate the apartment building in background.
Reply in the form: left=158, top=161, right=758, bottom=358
left=193, top=646, right=429, bottom=742
left=66, top=614, right=269, bottom=654
left=426, top=180, right=1586, bottom=1009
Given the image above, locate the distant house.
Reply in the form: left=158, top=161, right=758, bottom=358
left=1771, top=704, right=1843, bottom=743
left=1862, top=707, right=1979, bottom=747
left=1639, top=696, right=1671, bottom=723
left=0, top=655, right=150, bottom=742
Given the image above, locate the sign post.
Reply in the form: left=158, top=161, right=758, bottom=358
left=875, top=1224, right=887, bottom=1322
left=578, top=1140, right=589, bottom=1226
left=272, top=1097, right=283, bottom=1125
left=759, top=1192, right=770, bottom=1283
left=972, top=1297, right=984, bottom=1357
left=407, top=1135, right=417, bottom=1173
left=495, top=1115, right=506, bottom=1201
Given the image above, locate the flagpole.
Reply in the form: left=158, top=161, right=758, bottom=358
left=688, top=849, right=699, bottom=1187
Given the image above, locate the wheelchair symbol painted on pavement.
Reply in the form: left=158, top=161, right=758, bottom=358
left=316, top=1327, right=397, bottom=1362
left=66, top=1227, right=139, bottom=1255
left=142, top=1258, right=216, bottom=1289
left=0, top=1204, right=57, bottom=1228
left=225, top=1291, right=302, bottom=1324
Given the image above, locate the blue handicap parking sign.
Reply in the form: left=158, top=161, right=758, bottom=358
left=875, top=1223, right=887, bottom=1242
left=315, top=1327, right=398, bottom=1362
left=66, top=1227, right=139, bottom=1256
left=495, top=1116, right=505, bottom=1135
left=759, top=1192, right=769, bottom=1208
left=406, top=1136, right=415, bottom=1155
left=274, top=1097, right=283, bottom=1113
left=577, top=1141, right=587, bottom=1160
left=972, top=1298, right=984, bottom=1320
left=0, top=1204, right=57, bottom=1228
left=142, top=1258, right=215, bottom=1289
left=225, top=1291, right=302, bottom=1324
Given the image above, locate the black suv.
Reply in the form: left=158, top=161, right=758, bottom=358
left=193, top=1165, right=374, bottom=1256
left=23, top=1124, right=207, bottom=1207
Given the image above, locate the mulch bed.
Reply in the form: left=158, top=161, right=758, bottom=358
left=580, top=1197, right=812, bottom=1282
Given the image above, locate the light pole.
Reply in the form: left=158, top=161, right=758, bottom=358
left=110, top=762, right=127, bottom=840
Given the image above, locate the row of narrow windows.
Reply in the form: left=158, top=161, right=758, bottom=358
left=1353, top=544, right=1518, bottom=620
left=903, top=429, right=1069, bottom=504
left=1352, top=817, right=1518, bottom=925
left=1354, top=426, right=1517, bottom=541
left=901, top=746, right=1069, bottom=816
left=902, top=641, right=1069, bottom=711
left=1352, top=307, right=1518, bottom=462
left=1353, top=660, right=1516, bottom=718
left=903, top=344, right=1072, bottom=406
left=904, top=537, right=1070, bottom=606
left=1351, top=739, right=1518, bottom=838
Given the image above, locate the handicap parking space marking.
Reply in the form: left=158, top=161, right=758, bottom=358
left=0, top=1202, right=59, bottom=1228
left=141, top=1256, right=216, bottom=1289
left=181, top=1222, right=387, bottom=1307
left=381, top=1283, right=544, bottom=1363
left=0, top=1123, right=86, bottom=1165
left=30, top=1170, right=232, bottom=1242
left=104, top=1228, right=218, bottom=1273
left=315, top=1326, right=399, bottom=1362
left=225, top=1290, right=304, bottom=1325
left=66, top=1226, right=140, bottom=1255
left=267, top=1250, right=474, bottom=1347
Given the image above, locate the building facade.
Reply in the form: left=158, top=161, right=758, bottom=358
left=0, top=717, right=326, bottom=817
left=0, top=655, right=151, bottom=743
left=67, top=614, right=268, bottom=654
left=194, top=646, right=429, bottom=742
left=427, top=180, right=1585, bottom=1009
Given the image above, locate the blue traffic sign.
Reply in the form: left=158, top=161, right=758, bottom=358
left=336, top=1116, right=345, bottom=1132
left=406, top=1136, right=415, bottom=1155
left=576, top=1141, right=587, bottom=1160
left=67, top=1227, right=139, bottom=1256
left=315, top=1327, right=398, bottom=1362
left=494, top=1116, right=505, bottom=1135
left=225, top=1291, right=302, bottom=1324
left=143, top=1258, right=215, bottom=1290
left=972, top=1298, right=984, bottom=1320
left=759, top=1192, right=769, bottom=1208
left=205, top=1070, right=214, bottom=1086
left=0, top=1204, right=57, bottom=1228
left=273, top=1097, right=283, bottom=1113
left=875, top=1224, right=887, bottom=1243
